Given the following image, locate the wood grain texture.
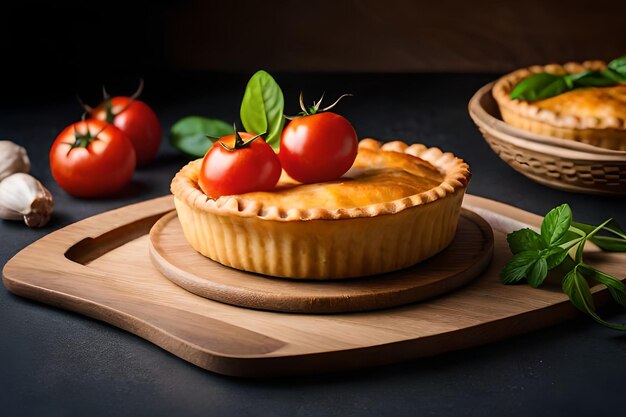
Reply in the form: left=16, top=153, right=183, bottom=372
left=468, top=82, right=626, bottom=195
left=149, top=209, right=493, bottom=313
left=3, top=195, right=626, bottom=377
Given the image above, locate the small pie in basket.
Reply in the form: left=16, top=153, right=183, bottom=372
left=493, top=60, right=626, bottom=151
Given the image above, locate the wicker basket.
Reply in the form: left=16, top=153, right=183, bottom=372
left=468, top=82, right=626, bottom=195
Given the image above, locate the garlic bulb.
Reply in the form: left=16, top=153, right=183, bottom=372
left=0, top=173, right=54, bottom=227
left=0, top=140, right=31, bottom=182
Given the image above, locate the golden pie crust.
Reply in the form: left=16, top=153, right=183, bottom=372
left=171, top=139, right=471, bottom=279
left=492, top=60, right=626, bottom=151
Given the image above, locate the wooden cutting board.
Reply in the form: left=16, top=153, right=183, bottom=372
left=149, top=209, right=494, bottom=313
left=3, top=195, right=625, bottom=377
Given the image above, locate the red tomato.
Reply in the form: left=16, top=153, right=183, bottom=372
left=91, top=97, right=161, bottom=166
left=198, top=132, right=281, bottom=198
left=50, top=119, right=136, bottom=197
left=279, top=112, right=358, bottom=183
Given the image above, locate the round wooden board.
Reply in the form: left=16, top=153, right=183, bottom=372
left=148, top=209, right=494, bottom=313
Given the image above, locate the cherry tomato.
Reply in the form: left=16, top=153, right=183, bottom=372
left=198, top=132, right=281, bottom=198
left=91, top=97, right=161, bottom=166
left=50, top=119, right=136, bottom=197
left=279, top=112, right=358, bottom=183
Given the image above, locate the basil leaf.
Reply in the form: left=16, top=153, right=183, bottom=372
left=510, top=73, right=569, bottom=101
left=240, top=70, right=284, bottom=151
left=527, top=257, right=548, bottom=288
left=608, top=55, right=626, bottom=76
left=601, top=69, right=626, bottom=84
left=509, top=55, right=626, bottom=102
left=539, top=77, right=571, bottom=99
left=541, top=204, right=572, bottom=246
left=501, top=250, right=542, bottom=284
left=582, top=264, right=626, bottom=307
left=566, top=70, right=593, bottom=82
left=563, top=268, right=626, bottom=331
left=571, top=71, right=617, bottom=87
left=170, top=116, right=232, bottom=157
left=507, top=228, right=544, bottom=254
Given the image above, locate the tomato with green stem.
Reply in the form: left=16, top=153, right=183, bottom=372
left=50, top=119, right=136, bottom=197
left=279, top=93, right=357, bottom=184
left=85, top=80, right=162, bottom=166
left=198, top=127, right=281, bottom=198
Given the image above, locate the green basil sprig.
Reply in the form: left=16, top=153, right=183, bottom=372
left=501, top=204, right=626, bottom=330
left=509, top=55, right=626, bottom=101
left=170, top=70, right=285, bottom=156
left=170, top=116, right=233, bottom=157
left=240, top=70, right=284, bottom=151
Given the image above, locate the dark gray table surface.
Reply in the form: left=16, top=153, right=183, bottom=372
left=1, top=73, right=625, bottom=417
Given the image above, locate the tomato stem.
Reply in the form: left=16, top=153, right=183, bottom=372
left=64, top=123, right=106, bottom=156
left=320, top=94, right=353, bottom=112
left=102, top=79, right=145, bottom=124
left=104, top=99, right=115, bottom=124
left=102, top=85, right=111, bottom=101
left=76, top=79, right=145, bottom=123
left=76, top=95, right=93, bottom=113
left=294, top=92, right=353, bottom=117
left=130, top=78, right=145, bottom=101
left=219, top=123, right=266, bottom=152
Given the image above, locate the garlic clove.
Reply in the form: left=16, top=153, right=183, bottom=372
left=0, top=140, right=31, bottom=182
left=0, top=173, right=54, bottom=228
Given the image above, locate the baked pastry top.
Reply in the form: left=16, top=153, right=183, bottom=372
left=533, top=85, right=626, bottom=120
left=228, top=148, right=444, bottom=210
left=171, top=139, right=470, bottom=221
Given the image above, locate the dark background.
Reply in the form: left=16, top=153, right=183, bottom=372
left=2, top=2, right=626, bottom=417
left=2, top=0, right=626, bottom=103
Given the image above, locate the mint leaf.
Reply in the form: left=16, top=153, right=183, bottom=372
left=602, top=219, right=626, bottom=240
left=575, top=219, right=612, bottom=263
left=572, top=219, right=626, bottom=252
left=507, top=228, right=544, bottom=254
left=527, top=257, right=548, bottom=288
left=546, top=247, right=570, bottom=269
left=500, top=203, right=626, bottom=331
left=570, top=221, right=595, bottom=235
left=563, top=268, right=596, bottom=312
left=563, top=268, right=626, bottom=331
left=541, top=204, right=572, bottom=246
left=501, top=250, right=542, bottom=284
left=582, top=265, right=626, bottom=308
left=588, top=236, right=626, bottom=252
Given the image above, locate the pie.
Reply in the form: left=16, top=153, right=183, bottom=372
left=170, top=139, right=471, bottom=279
left=492, top=60, right=626, bottom=151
